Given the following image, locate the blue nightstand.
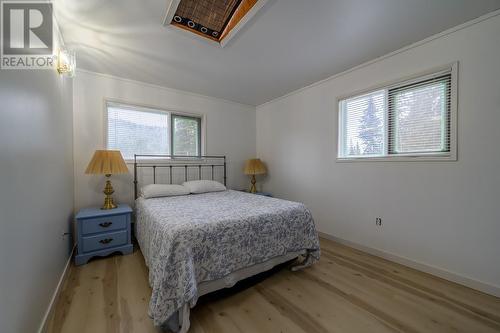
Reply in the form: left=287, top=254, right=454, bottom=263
left=75, top=204, right=133, bottom=265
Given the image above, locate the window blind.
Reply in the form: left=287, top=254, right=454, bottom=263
left=340, top=90, right=385, bottom=157
left=107, top=105, right=170, bottom=160
left=388, top=73, right=451, bottom=154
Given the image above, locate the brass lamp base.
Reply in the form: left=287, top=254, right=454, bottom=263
left=101, top=175, right=118, bottom=210
left=249, top=175, right=257, bottom=193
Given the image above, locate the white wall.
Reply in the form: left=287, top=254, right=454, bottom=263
left=257, top=13, right=500, bottom=295
left=0, top=71, right=74, bottom=332
left=73, top=70, right=256, bottom=210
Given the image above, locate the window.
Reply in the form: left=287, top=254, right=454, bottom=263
left=338, top=65, right=456, bottom=161
left=388, top=75, right=451, bottom=154
left=340, top=90, right=386, bottom=157
left=106, top=102, right=202, bottom=159
left=172, top=114, right=201, bottom=156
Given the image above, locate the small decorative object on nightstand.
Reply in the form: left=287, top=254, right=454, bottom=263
left=75, top=204, right=133, bottom=265
left=244, top=158, right=267, bottom=193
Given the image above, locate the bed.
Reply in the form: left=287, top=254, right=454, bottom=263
left=133, top=155, right=321, bottom=332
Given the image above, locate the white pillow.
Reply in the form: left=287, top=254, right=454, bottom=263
left=140, top=184, right=189, bottom=199
left=182, top=180, right=226, bottom=194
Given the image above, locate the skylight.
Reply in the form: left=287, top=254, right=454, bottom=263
left=164, top=0, right=267, bottom=47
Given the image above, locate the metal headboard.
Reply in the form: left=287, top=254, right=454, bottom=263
left=133, top=154, right=226, bottom=199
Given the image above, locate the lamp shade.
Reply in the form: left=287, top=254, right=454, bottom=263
left=244, top=159, right=267, bottom=175
left=85, top=150, right=129, bottom=175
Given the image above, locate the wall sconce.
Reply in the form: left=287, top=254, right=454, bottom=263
left=55, top=48, right=76, bottom=77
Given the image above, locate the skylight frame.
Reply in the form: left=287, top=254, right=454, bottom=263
left=163, top=0, right=269, bottom=47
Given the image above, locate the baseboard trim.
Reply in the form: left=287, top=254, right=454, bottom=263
left=37, top=245, right=76, bottom=333
left=318, top=232, right=500, bottom=298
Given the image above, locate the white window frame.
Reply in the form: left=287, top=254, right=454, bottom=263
left=104, top=99, right=206, bottom=162
left=337, top=62, right=458, bottom=162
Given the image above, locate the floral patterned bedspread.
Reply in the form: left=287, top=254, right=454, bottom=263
left=135, top=190, right=320, bottom=329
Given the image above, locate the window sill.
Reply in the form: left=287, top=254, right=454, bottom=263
left=336, top=153, right=457, bottom=163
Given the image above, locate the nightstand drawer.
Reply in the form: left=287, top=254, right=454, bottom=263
left=82, top=230, right=128, bottom=252
left=81, top=214, right=127, bottom=235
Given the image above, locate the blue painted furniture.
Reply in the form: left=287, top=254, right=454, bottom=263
left=75, top=204, right=133, bottom=265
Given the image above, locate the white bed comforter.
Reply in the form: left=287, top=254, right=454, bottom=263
left=135, top=190, right=320, bottom=330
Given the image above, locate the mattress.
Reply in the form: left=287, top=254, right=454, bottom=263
left=135, top=190, right=320, bottom=331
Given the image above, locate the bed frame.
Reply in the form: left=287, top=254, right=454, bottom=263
left=133, top=154, right=314, bottom=333
left=133, top=154, right=227, bottom=199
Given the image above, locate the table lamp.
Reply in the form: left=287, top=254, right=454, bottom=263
left=244, top=158, right=267, bottom=193
left=85, top=150, right=129, bottom=209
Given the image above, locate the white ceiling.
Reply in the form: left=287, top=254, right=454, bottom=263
left=56, top=0, right=500, bottom=106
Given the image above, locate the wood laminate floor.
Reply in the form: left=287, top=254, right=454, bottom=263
left=46, top=238, right=500, bottom=333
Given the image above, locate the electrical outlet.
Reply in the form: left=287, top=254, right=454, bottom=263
left=61, top=230, right=70, bottom=240
left=376, top=217, right=382, bottom=226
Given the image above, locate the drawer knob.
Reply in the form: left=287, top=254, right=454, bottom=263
left=99, top=222, right=113, bottom=228
left=99, top=238, right=113, bottom=244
